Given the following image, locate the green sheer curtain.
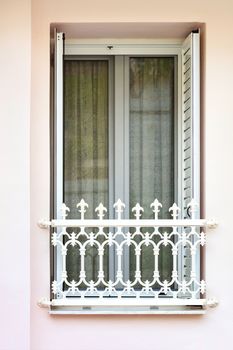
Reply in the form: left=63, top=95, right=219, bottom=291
left=64, top=60, right=109, bottom=282
left=129, top=57, right=175, bottom=282
left=63, top=57, right=175, bottom=286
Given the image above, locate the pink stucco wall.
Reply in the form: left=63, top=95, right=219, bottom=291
left=30, top=0, right=233, bottom=348
left=1, top=0, right=233, bottom=349
left=0, top=1, right=30, bottom=350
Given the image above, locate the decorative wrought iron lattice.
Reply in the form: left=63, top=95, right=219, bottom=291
left=39, top=198, right=218, bottom=310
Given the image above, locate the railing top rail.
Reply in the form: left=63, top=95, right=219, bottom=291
left=50, top=218, right=214, bottom=228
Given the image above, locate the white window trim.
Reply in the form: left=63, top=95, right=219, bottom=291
left=35, top=32, right=219, bottom=315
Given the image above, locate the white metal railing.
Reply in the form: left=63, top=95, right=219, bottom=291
left=38, top=199, right=218, bottom=312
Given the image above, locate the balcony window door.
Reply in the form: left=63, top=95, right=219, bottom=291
left=63, top=55, right=175, bottom=284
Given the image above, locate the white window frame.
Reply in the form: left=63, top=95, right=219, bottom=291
left=55, top=38, right=183, bottom=283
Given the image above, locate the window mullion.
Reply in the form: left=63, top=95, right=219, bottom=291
left=114, top=56, right=130, bottom=282
left=114, top=56, right=126, bottom=204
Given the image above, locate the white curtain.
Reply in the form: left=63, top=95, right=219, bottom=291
left=64, top=60, right=109, bottom=283
left=63, top=57, right=175, bottom=285
left=129, top=57, right=174, bottom=282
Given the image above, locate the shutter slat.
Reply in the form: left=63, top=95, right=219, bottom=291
left=184, top=57, right=191, bottom=71
left=184, top=138, right=191, bottom=150
left=184, top=178, right=191, bottom=190
left=184, top=79, right=191, bottom=92
left=184, top=167, right=191, bottom=179
left=184, top=69, right=191, bottom=83
left=184, top=125, right=191, bottom=138
left=184, top=88, right=191, bottom=101
left=184, top=111, right=191, bottom=122
left=184, top=158, right=191, bottom=169
left=184, top=148, right=191, bottom=160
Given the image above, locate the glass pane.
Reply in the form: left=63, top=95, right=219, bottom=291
left=63, top=60, right=109, bottom=283
left=129, top=57, right=175, bottom=283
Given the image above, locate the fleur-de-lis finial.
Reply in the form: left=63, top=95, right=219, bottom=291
left=60, top=203, right=70, bottom=220
left=113, top=199, right=125, bottom=220
left=150, top=199, right=162, bottom=219
left=169, top=203, right=180, bottom=219
left=132, top=203, right=144, bottom=220
left=95, top=202, right=107, bottom=220
left=76, top=199, right=88, bottom=220
left=187, top=199, right=199, bottom=219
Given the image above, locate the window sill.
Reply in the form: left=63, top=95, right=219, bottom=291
left=38, top=297, right=218, bottom=315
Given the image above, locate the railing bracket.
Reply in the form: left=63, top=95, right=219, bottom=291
left=206, top=219, right=218, bottom=229
left=38, top=219, right=51, bottom=229
left=37, top=297, right=51, bottom=308
left=205, top=298, right=219, bottom=308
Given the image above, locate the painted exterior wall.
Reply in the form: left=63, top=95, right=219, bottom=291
left=0, top=1, right=30, bottom=350
left=1, top=0, right=233, bottom=349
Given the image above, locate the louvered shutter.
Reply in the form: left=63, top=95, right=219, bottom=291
left=181, top=31, right=200, bottom=281
left=182, top=31, right=200, bottom=218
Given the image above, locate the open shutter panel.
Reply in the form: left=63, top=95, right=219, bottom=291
left=182, top=31, right=200, bottom=219
left=54, top=32, right=64, bottom=220
left=51, top=31, right=65, bottom=295
left=181, top=32, right=200, bottom=281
